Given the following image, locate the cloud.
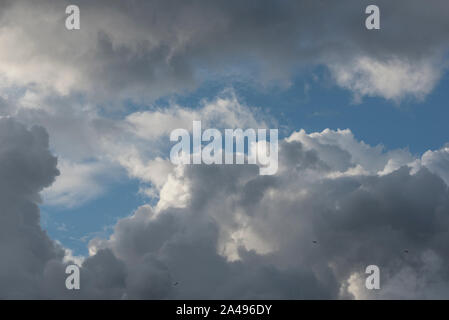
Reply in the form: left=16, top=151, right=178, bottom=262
left=125, top=91, right=267, bottom=140
left=42, top=159, right=116, bottom=208
left=114, top=92, right=270, bottom=205
left=0, top=0, right=448, bottom=102
left=1, top=115, right=449, bottom=299
left=0, top=117, right=66, bottom=298
left=0, top=90, right=269, bottom=208
left=286, top=128, right=414, bottom=176
left=420, top=146, right=449, bottom=186
left=329, top=56, right=443, bottom=102
left=81, top=129, right=449, bottom=299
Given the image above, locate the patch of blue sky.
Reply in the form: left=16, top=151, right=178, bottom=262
left=169, top=65, right=449, bottom=154
left=41, top=178, right=146, bottom=256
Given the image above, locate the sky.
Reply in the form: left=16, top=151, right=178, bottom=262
left=1, top=0, right=449, bottom=299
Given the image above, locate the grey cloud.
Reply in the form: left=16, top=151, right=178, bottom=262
left=0, top=0, right=448, bottom=102
left=0, top=118, right=64, bottom=298
left=1, top=117, right=449, bottom=298
left=78, top=139, right=449, bottom=299
left=0, top=117, right=133, bottom=299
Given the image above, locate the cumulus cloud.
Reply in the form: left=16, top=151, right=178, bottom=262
left=0, top=117, right=129, bottom=298
left=0, top=90, right=268, bottom=208
left=0, top=0, right=448, bottom=102
left=102, top=92, right=270, bottom=207
left=0, top=117, right=65, bottom=298
left=80, top=128, right=449, bottom=299
left=1, top=115, right=449, bottom=299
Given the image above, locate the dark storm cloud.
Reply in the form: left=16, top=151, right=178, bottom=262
left=0, top=0, right=448, bottom=100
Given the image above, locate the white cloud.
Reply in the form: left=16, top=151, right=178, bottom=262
left=286, top=128, right=415, bottom=176
left=421, top=145, right=449, bottom=185
left=125, top=92, right=267, bottom=140
left=42, top=159, right=118, bottom=208
left=329, top=56, right=443, bottom=102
